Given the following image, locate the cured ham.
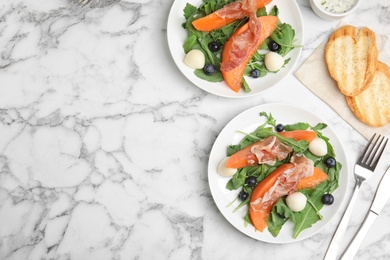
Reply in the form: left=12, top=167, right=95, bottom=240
left=251, top=154, right=314, bottom=210
left=250, top=136, right=293, bottom=166
left=226, top=136, right=293, bottom=168
left=214, top=2, right=247, bottom=20
left=249, top=154, right=315, bottom=231
left=215, top=0, right=272, bottom=20
left=220, top=0, right=261, bottom=73
left=269, top=154, right=314, bottom=199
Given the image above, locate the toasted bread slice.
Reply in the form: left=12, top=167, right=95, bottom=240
left=346, top=61, right=390, bottom=127
left=325, top=25, right=378, bottom=96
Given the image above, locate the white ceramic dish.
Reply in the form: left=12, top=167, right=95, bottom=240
left=208, top=103, right=350, bottom=243
left=310, top=0, right=361, bottom=21
left=167, top=0, right=303, bottom=98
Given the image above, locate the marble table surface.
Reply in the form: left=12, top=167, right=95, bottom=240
left=1, top=0, right=389, bottom=259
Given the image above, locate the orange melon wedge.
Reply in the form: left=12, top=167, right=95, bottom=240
left=221, top=15, right=278, bottom=92
left=192, top=0, right=272, bottom=32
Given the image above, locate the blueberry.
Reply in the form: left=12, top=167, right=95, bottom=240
left=268, top=40, right=281, bottom=52
left=245, top=176, right=257, bottom=188
left=250, top=69, right=261, bottom=78
left=208, top=41, right=221, bottom=52
left=238, top=190, right=249, bottom=201
left=275, top=123, right=284, bottom=132
left=203, top=64, right=216, bottom=75
left=322, top=194, right=334, bottom=205
left=325, top=157, right=336, bottom=168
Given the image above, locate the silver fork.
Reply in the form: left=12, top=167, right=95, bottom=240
left=324, top=134, right=388, bottom=260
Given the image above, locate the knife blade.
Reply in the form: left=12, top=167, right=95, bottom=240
left=370, top=166, right=390, bottom=214
left=340, top=166, right=390, bottom=260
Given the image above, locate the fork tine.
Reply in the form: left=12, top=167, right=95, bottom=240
left=366, top=135, right=385, bottom=165
left=369, top=137, right=388, bottom=168
left=358, top=134, right=377, bottom=163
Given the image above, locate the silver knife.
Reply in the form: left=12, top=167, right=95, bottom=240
left=340, top=166, right=390, bottom=260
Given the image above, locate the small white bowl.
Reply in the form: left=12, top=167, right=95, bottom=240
left=310, top=0, right=361, bottom=21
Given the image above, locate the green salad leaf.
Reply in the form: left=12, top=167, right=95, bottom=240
left=260, top=111, right=276, bottom=126
left=267, top=199, right=294, bottom=236
left=198, top=0, right=236, bottom=15
left=183, top=3, right=197, bottom=19
left=284, top=122, right=309, bottom=131
left=194, top=68, right=223, bottom=82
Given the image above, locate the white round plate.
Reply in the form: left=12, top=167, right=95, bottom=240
left=208, top=103, right=349, bottom=243
left=167, top=0, right=303, bottom=98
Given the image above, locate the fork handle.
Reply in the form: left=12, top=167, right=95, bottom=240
left=340, top=211, right=377, bottom=260
left=323, top=178, right=363, bottom=260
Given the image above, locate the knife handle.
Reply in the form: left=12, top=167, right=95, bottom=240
left=340, top=211, right=378, bottom=260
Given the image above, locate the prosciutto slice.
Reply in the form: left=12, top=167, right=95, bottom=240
left=215, top=2, right=247, bottom=20
left=250, top=136, right=293, bottom=166
left=220, top=0, right=262, bottom=72
left=250, top=154, right=315, bottom=212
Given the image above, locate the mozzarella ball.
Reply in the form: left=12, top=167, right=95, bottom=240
left=309, top=137, right=328, bottom=157
left=184, top=49, right=205, bottom=69
left=264, top=52, right=284, bottom=72
left=217, top=157, right=237, bottom=177
left=286, top=192, right=307, bottom=212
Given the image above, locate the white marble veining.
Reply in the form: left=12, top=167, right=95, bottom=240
left=0, top=0, right=389, bottom=259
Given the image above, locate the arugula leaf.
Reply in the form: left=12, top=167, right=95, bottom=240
left=312, top=123, right=327, bottom=131
left=198, top=0, right=236, bottom=15
left=304, top=149, right=322, bottom=163
left=228, top=134, right=261, bottom=153
left=260, top=37, right=272, bottom=50
left=284, top=122, right=309, bottom=131
left=268, top=198, right=297, bottom=237
left=242, top=77, right=251, bottom=92
left=256, top=164, right=275, bottom=182
left=256, top=7, right=267, bottom=17
left=306, top=197, right=323, bottom=220
left=199, top=36, right=220, bottom=67
left=244, top=212, right=252, bottom=227
left=234, top=200, right=249, bottom=212
left=283, top=57, right=291, bottom=67
left=227, top=144, right=241, bottom=156
left=183, top=35, right=198, bottom=53
left=268, top=210, right=288, bottom=237
left=194, top=68, right=223, bottom=82
left=326, top=162, right=341, bottom=193
left=250, top=52, right=265, bottom=63
left=226, top=168, right=248, bottom=190
left=260, top=112, right=276, bottom=126
left=217, top=19, right=247, bottom=43
left=269, top=5, right=279, bottom=16
left=183, top=3, right=197, bottom=19
left=272, top=23, right=300, bottom=57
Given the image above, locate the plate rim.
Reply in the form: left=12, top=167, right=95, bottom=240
left=166, top=0, right=304, bottom=98
left=207, top=102, right=350, bottom=243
